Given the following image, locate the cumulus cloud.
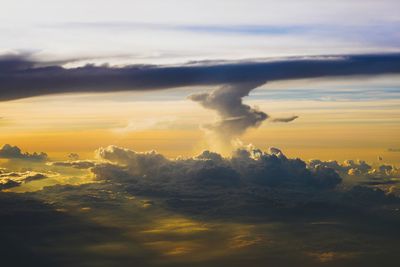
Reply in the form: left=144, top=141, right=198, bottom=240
left=308, top=159, right=400, bottom=180
left=68, top=153, right=80, bottom=161
left=188, top=81, right=268, bottom=144
left=0, top=144, right=48, bottom=161
left=95, top=146, right=168, bottom=175
left=0, top=144, right=398, bottom=267
left=187, top=81, right=298, bottom=143
left=0, top=53, right=400, bottom=101
left=41, top=144, right=398, bottom=221
left=92, top=145, right=341, bottom=192
left=0, top=145, right=398, bottom=267
left=268, top=147, right=283, bottom=155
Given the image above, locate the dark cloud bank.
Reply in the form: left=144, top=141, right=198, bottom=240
left=1, top=53, right=400, bottom=101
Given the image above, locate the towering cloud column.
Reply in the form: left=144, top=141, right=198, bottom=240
left=189, top=81, right=267, bottom=149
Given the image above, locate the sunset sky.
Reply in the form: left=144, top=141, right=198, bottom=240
left=1, top=1, right=400, bottom=266
left=1, top=0, right=400, bottom=163
left=1, top=78, right=400, bottom=163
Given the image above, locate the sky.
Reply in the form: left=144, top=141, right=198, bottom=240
left=1, top=1, right=400, bottom=266
left=1, top=0, right=400, bottom=63
left=1, top=0, right=400, bottom=162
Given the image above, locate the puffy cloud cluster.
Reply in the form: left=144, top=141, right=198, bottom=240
left=92, top=145, right=341, bottom=192
left=309, top=159, right=400, bottom=179
left=67, top=153, right=80, bottom=160
left=1, top=144, right=399, bottom=267
left=0, top=144, right=48, bottom=161
left=31, top=145, right=400, bottom=222
left=80, top=145, right=400, bottom=218
left=0, top=168, right=48, bottom=190
left=2, top=144, right=398, bottom=219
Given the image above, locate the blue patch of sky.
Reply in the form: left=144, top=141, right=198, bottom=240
left=64, top=21, right=306, bottom=35
left=63, top=21, right=400, bottom=36
left=176, top=24, right=306, bottom=35
left=64, top=86, right=400, bottom=103
left=248, top=87, right=400, bottom=101
left=60, top=21, right=400, bottom=47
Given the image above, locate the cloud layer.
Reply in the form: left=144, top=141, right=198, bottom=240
left=93, top=145, right=342, bottom=191
left=43, top=144, right=398, bottom=221
left=1, top=53, right=400, bottom=101
left=1, top=144, right=400, bottom=266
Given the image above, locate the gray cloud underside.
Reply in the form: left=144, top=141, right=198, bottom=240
left=1, top=53, right=400, bottom=101
left=80, top=145, right=399, bottom=220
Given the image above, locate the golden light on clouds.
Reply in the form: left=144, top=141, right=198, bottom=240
left=1, top=93, right=399, bottom=163
left=1, top=1, right=400, bottom=266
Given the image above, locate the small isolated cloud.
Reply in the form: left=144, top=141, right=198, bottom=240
left=271, top=115, right=299, bottom=123
left=68, top=153, right=80, bottom=160
left=50, top=160, right=97, bottom=169
left=188, top=81, right=268, bottom=145
left=0, top=144, right=48, bottom=161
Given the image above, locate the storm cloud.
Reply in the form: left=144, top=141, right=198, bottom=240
left=1, top=53, right=400, bottom=101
